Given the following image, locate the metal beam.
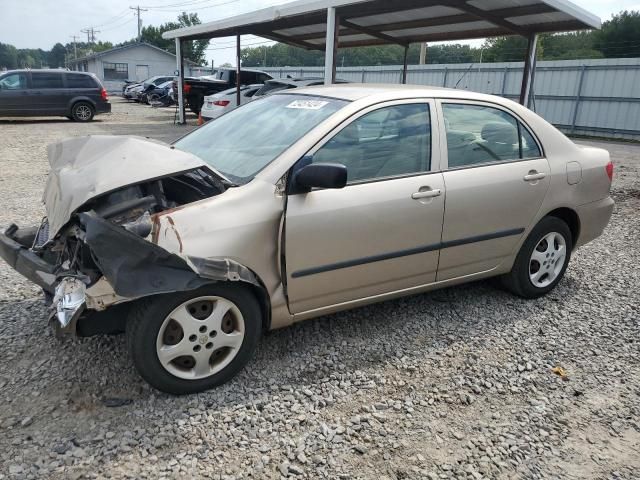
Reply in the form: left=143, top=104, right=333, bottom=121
left=324, top=7, right=338, bottom=85
left=402, top=45, right=409, bottom=84
left=340, top=18, right=409, bottom=47
left=449, top=0, right=529, bottom=35
left=296, top=4, right=556, bottom=42
left=175, top=38, right=185, bottom=125
left=519, top=33, right=539, bottom=106
left=236, top=34, right=241, bottom=107
left=261, top=31, right=325, bottom=51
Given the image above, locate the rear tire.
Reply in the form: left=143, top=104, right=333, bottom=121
left=501, top=216, right=572, bottom=299
left=126, top=283, right=262, bottom=395
left=71, top=101, right=95, bottom=122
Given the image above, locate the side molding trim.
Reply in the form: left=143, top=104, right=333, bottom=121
left=291, top=228, right=525, bottom=279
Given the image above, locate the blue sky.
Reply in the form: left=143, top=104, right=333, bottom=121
left=2, top=0, right=639, bottom=65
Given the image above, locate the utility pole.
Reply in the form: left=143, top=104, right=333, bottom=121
left=81, top=27, right=100, bottom=44
left=419, top=42, right=428, bottom=65
left=70, top=35, right=79, bottom=59
left=130, top=6, right=148, bottom=43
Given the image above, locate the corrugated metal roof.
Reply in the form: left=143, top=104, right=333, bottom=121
left=162, top=0, right=600, bottom=49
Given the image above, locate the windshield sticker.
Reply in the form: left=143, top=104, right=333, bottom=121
left=286, top=100, right=329, bottom=110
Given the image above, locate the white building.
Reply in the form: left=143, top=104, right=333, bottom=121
left=68, top=42, right=197, bottom=92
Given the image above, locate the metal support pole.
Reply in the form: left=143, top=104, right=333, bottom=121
left=501, top=66, right=509, bottom=96
left=442, top=67, right=449, bottom=87
left=236, top=34, right=241, bottom=106
left=519, top=33, right=538, bottom=106
left=176, top=38, right=185, bottom=125
left=402, top=45, right=409, bottom=84
left=571, top=65, right=587, bottom=133
left=324, top=7, right=338, bottom=85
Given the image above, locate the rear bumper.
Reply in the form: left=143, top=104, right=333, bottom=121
left=0, top=226, right=56, bottom=292
left=575, top=196, right=615, bottom=248
left=96, top=102, right=111, bottom=114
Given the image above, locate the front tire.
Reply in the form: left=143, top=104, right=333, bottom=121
left=71, top=101, right=95, bottom=122
left=126, top=284, right=262, bottom=395
left=502, top=217, right=572, bottom=299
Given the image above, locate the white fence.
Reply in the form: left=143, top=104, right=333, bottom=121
left=263, top=58, right=640, bottom=141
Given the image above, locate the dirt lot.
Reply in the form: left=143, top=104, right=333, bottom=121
left=0, top=99, right=638, bottom=480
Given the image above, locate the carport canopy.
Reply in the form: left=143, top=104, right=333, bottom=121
left=163, top=0, right=601, bottom=124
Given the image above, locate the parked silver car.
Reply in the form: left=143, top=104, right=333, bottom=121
left=0, top=85, right=614, bottom=394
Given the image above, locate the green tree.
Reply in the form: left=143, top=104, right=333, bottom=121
left=593, top=10, right=640, bottom=58
left=0, top=42, right=18, bottom=69
left=48, top=43, right=67, bottom=67
left=139, top=12, right=209, bottom=64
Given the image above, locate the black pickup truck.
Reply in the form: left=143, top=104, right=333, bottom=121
left=176, top=68, right=272, bottom=114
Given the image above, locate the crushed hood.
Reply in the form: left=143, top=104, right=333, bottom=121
left=43, top=135, right=209, bottom=239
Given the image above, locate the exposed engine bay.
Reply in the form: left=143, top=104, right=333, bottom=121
left=34, top=167, right=227, bottom=288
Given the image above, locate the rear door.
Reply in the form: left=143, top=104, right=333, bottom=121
left=436, top=100, right=550, bottom=280
left=285, top=100, right=445, bottom=314
left=0, top=72, right=30, bottom=115
left=30, top=72, right=67, bottom=114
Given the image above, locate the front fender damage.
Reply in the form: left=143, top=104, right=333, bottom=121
left=54, top=212, right=260, bottom=335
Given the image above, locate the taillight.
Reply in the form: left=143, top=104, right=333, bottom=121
left=214, top=100, right=230, bottom=107
left=605, top=161, right=614, bottom=181
left=184, top=84, right=192, bottom=94
left=100, top=88, right=108, bottom=101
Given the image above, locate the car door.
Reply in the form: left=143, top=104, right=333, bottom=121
left=436, top=100, right=550, bottom=281
left=0, top=72, right=30, bottom=115
left=285, top=100, right=445, bottom=314
left=29, top=72, right=67, bottom=114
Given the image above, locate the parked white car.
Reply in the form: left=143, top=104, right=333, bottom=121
left=200, top=85, right=263, bottom=120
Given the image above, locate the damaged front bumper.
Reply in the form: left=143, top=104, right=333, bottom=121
left=0, top=225, right=57, bottom=293
left=0, top=224, right=87, bottom=333
left=1, top=217, right=262, bottom=336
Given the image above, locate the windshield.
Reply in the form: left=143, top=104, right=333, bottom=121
left=174, top=94, right=348, bottom=184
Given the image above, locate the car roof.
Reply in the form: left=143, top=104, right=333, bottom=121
left=3, top=69, right=93, bottom=75
left=284, top=83, right=511, bottom=103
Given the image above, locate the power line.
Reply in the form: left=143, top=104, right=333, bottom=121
left=141, top=0, right=240, bottom=12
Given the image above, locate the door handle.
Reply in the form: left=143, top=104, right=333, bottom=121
left=524, top=171, right=546, bottom=182
left=412, top=189, right=442, bottom=200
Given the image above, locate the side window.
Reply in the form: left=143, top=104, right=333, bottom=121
left=31, top=73, right=64, bottom=89
left=0, top=73, right=27, bottom=90
left=443, top=103, right=541, bottom=169
left=313, top=104, right=432, bottom=183
left=520, top=125, right=542, bottom=159
left=66, top=73, right=97, bottom=88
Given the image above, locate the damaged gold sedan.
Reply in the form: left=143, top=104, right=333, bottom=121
left=0, top=86, right=614, bottom=394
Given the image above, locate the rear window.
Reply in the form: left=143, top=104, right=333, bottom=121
left=31, top=72, right=64, bottom=89
left=66, top=73, right=97, bottom=88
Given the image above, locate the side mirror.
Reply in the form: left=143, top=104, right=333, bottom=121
left=291, top=163, right=347, bottom=194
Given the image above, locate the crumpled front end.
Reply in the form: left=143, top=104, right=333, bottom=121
left=0, top=136, right=261, bottom=335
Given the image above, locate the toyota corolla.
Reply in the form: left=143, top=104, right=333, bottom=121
left=0, top=85, right=614, bottom=394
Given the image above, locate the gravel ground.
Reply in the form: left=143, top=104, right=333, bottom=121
left=0, top=100, right=638, bottom=480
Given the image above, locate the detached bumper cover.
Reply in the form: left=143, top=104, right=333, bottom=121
left=0, top=227, right=57, bottom=292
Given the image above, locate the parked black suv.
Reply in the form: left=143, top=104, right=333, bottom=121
left=175, top=68, right=272, bottom=114
left=0, top=70, right=111, bottom=122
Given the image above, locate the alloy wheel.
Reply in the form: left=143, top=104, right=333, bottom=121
left=75, top=105, right=92, bottom=121
left=529, top=232, right=567, bottom=288
left=155, top=296, right=245, bottom=380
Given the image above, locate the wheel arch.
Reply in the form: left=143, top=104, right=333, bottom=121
left=67, top=96, right=96, bottom=113
left=545, top=207, right=581, bottom=249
